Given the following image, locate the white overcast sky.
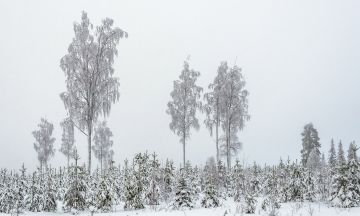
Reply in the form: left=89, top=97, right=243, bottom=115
left=0, top=0, right=359, bottom=170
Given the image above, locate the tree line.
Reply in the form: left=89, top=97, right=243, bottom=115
left=1, top=134, right=359, bottom=214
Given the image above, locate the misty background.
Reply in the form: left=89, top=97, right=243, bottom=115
left=0, top=0, right=359, bottom=170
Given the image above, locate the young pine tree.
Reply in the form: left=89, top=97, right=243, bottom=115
left=63, top=153, right=87, bottom=212
left=244, top=192, right=257, bottom=214
left=201, top=166, right=220, bottom=208
left=287, top=165, right=305, bottom=202
left=145, top=152, right=161, bottom=206
left=330, top=163, right=351, bottom=208
left=232, top=160, right=245, bottom=202
left=346, top=156, right=360, bottom=207
left=173, top=170, right=193, bottom=209
left=303, top=169, right=316, bottom=202
left=0, top=175, right=17, bottom=213
left=27, top=169, right=44, bottom=212
left=42, top=169, right=57, bottom=212
left=124, top=169, right=144, bottom=210
left=163, top=159, right=175, bottom=203
left=94, top=176, right=113, bottom=212
left=261, top=169, right=280, bottom=216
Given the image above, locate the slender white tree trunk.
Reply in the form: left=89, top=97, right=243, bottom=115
left=183, top=133, right=186, bottom=168
left=87, top=121, right=92, bottom=173
left=100, top=148, right=103, bottom=176
left=67, top=155, right=70, bottom=173
left=226, top=120, right=231, bottom=170
left=215, top=117, right=219, bottom=164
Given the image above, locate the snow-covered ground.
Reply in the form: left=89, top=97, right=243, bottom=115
left=3, top=200, right=360, bottom=216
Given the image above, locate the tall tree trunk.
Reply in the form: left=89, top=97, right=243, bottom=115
left=100, top=149, right=103, bottom=176
left=183, top=135, right=186, bottom=168
left=67, top=155, right=69, bottom=173
left=215, top=118, right=219, bottom=164
left=87, top=122, right=92, bottom=173
left=226, top=121, right=231, bottom=170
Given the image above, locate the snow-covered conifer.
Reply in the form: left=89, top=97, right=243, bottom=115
left=317, top=163, right=329, bottom=201
left=124, top=159, right=144, bottom=210
left=307, top=148, right=321, bottom=172
left=276, top=158, right=291, bottom=202
left=145, top=152, right=161, bottom=206
left=346, top=155, right=360, bottom=207
left=217, top=160, right=229, bottom=197
left=163, top=159, right=175, bottom=202
left=201, top=157, right=220, bottom=208
left=330, top=164, right=351, bottom=207
left=42, top=168, right=57, bottom=212
left=287, top=164, right=305, bottom=202
left=329, top=139, right=337, bottom=168
left=300, top=123, right=320, bottom=166
left=0, top=175, right=18, bottom=213
left=262, top=169, right=280, bottom=216
left=250, top=162, right=261, bottom=196
left=63, top=153, right=87, bottom=212
left=106, top=162, right=122, bottom=206
left=201, top=171, right=220, bottom=208
left=338, top=140, right=346, bottom=166
left=94, top=176, right=113, bottom=212
left=232, top=160, right=245, bottom=202
left=348, top=141, right=358, bottom=162
left=303, top=169, right=316, bottom=202
left=244, top=192, right=257, bottom=214
left=173, top=169, right=193, bottom=209
left=27, top=170, right=43, bottom=212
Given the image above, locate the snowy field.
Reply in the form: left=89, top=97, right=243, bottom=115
left=3, top=200, right=360, bottom=216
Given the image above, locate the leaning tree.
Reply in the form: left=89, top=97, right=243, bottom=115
left=60, top=11, right=127, bottom=171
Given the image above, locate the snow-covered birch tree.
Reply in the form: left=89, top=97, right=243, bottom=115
left=203, top=62, right=227, bottom=164
left=32, top=118, right=56, bottom=170
left=60, top=11, right=127, bottom=172
left=92, top=121, right=114, bottom=174
left=59, top=117, right=76, bottom=170
left=220, top=64, right=249, bottom=169
left=166, top=60, right=203, bottom=167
